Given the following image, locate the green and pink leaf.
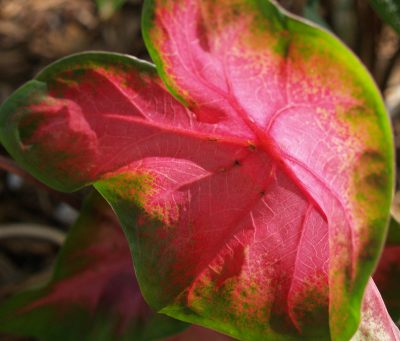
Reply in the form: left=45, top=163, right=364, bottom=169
left=0, top=0, right=396, bottom=339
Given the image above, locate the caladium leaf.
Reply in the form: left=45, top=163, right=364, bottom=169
left=374, top=218, right=400, bottom=321
left=0, top=0, right=395, bottom=339
left=368, top=0, right=400, bottom=34
left=168, top=325, right=234, bottom=341
left=374, top=245, right=400, bottom=323
left=0, top=192, right=188, bottom=341
left=142, top=0, right=394, bottom=339
left=352, top=279, right=400, bottom=340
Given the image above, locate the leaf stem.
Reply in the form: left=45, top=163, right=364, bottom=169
left=0, top=223, right=66, bottom=245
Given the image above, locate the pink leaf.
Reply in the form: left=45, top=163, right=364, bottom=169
left=352, top=279, right=400, bottom=340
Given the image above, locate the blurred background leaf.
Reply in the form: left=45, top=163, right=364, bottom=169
left=95, top=0, right=127, bottom=20
left=374, top=217, right=400, bottom=323
left=0, top=191, right=189, bottom=341
left=369, top=0, right=400, bottom=34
